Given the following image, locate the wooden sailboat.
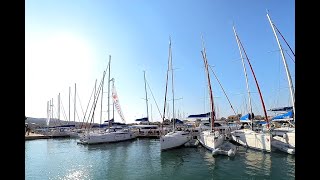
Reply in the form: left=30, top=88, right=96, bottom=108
left=197, top=36, right=236, bottom=157
left=266, top=12, right=295, bottom=154
left=160, top=37, right=191, bottom=151
left=230, top=25, right=272, bottom=152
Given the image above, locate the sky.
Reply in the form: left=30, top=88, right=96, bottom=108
left=25, top=0, right=295, bottom=124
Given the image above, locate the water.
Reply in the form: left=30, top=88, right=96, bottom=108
left=25, top=138, right=295, bottom=180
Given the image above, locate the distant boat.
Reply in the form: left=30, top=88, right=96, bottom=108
left=131, top=124, right=161, bottom=138
left=45, top=95, right=70, bottom=138
left=230, top=25, right=271, bottom=152
left=160, top=37, right=191, bottom=151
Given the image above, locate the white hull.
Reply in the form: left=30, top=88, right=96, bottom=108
left=47, top=129, right=70, bottom=137
left=198, top=122, right=240, bottom=138
left=231, top=129, right=271, bottom=152
left=79, top=131, right=137, bottom=144
left=160, top=131, right=191, bottom=151
left=271, top=136, right=295, bottom=154
left=198, top=130, right=225, bottom=151
left=272, top=129, right=295, bottom=147
left=68, top=131, right=80, bottom=138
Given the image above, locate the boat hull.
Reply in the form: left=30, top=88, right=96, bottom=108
left=271, top=136, right=295, bottom=154
left=272, top=129, right=295, bottom=147
left=79, top=131, right=136, bottom=145
left=231, top=129, right=271, bottom=152
left=160, top=131, right=191, bottom=151
left=198, top=130, right=224, bottom=151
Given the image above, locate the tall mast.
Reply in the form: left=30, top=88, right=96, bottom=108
left=93, top=79, right=97, bottom=123
left=47, top=100, right=50, bottom=126
left=163, top=38, right=171, bottom=123
left=69, top=86, right=71, bottom=123
left=169, top=37, right=176, bottom=132
left=113, top=101, right=115, bottom=121
left=74, top=83, right=76, bottom=123
left=143, top=71, right=149, bottom=121
left=233, top=26, right=254, bottom=129
left=100, top=70, right=105, bottom=126
left=108, top=55, right=111, bottom=128
left=58, top=93, right=60, bottom=121
left=51, top=98, right=54, bottom=120
left=267, top=12, right=295, bottom=122
left=201, top=36, right=216, bottom=132
left=208, top=64, right=238, bottom=117
left=233, top=26, right=269, bottom=128
left=110, top=78, right=115, bottom=122
left=151, top=104, right=153, bottom=122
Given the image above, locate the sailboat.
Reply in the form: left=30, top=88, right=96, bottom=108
left=78, top=55, right=137, bottom=145
left=230, top=25, right=271, bottom=152
left=266, top=12, right=295, bottom=154
left=196, top=36, right=236, bottom=157
left=160, top=37, right=191, bottom=151
left=45, top=95, right=71, bottom=138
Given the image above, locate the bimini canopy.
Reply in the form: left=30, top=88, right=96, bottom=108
left=135, top=117, right=149, bottom=122
left=187, top=112, right=211, bottom=118
left=268, top=106, right=293, bottom=112
left=172, top=118, right=183, bottom=124
left=104, top=118, right=114, bottom=123
left=240, top=113, right=254, bottom=121
left=92, top=124, right=108, bottom=128
left=272, top=110, right=293, bottom=120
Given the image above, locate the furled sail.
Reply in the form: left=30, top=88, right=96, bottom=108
left=112, top=82, right=126, bottom=123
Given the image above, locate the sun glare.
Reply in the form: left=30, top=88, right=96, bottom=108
left=26, top=32, right=96, bottom=117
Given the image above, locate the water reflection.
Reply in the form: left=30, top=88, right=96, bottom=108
left=242, top=148, right=272, bottom=176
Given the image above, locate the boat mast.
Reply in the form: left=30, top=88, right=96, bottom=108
left=108, top=55, right=111, bottom=128
left=163, top=38, right=171, bottom=124
left=201, top=36, right=216, bottom=132
left=233, top=26, right=270, bottom=128
left=143, top=71, right=149, bottom=121
left=208, top=65, right=238, bottom=117
left=58, top=93, right=60, bottom=121
left=151, top=104, right=153, bottom=122
left=69, top=86, right=70, bottom=123
left=93, top=79, right=97, bottom=125
left=51, top=98, right=54, bottom=124
left=110, top=78, right=115, bottom=122
left=74, top=83, right=76, bottom=123
left=233, top=26, right=254, bottom=130
left=169, top=37, right=176, bottom=132
left=47, top=100, right=50, bottom=126
left=267, top=12, right=295, bottom=123
left=100, top=70, right=105, bottom=127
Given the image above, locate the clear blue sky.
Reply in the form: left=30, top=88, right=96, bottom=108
left=25, top=0, right=295, bottom=124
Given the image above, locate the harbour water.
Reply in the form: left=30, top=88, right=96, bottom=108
left=25, top=138, right=295, bottom=180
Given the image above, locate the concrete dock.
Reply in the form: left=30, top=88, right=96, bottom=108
left=25, top=133, right=50, bottom=140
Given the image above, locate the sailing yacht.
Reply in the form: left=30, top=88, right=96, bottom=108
left=266, top=12, right=295, bottom=154
left=160, top=38, right=191, bottom=151
left=78, top=55, right=136, bottom=145
left=197, top=37, right=227, bottom=154
left=230, top=26, right=271, bottom=152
